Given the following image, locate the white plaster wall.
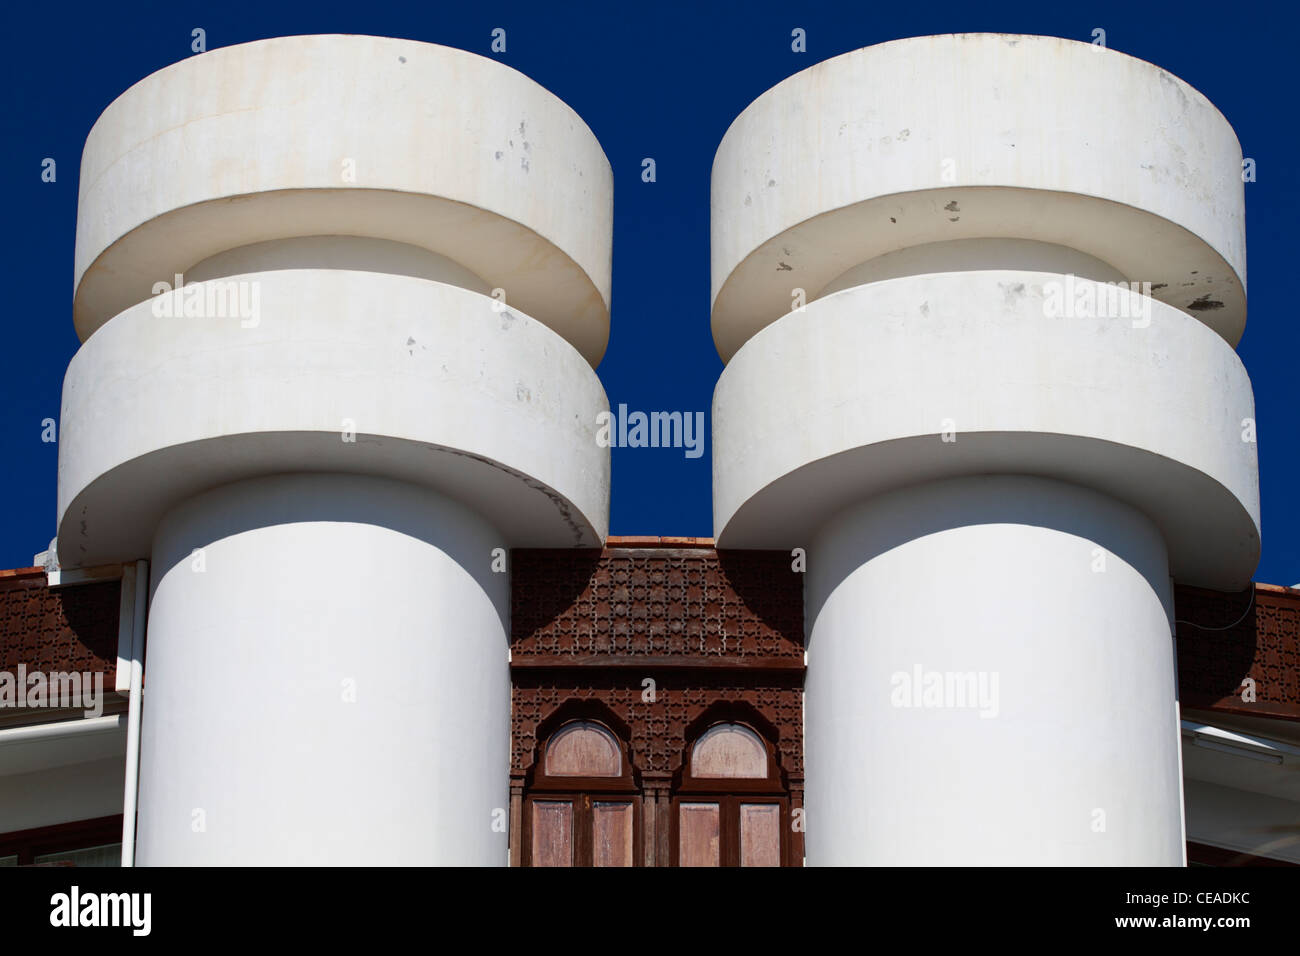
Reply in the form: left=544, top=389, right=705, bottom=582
left=712, top=270, right=1258, bottom=589
left=137, top=473, right=510, bottom=865
left=58, top=269, right=610, bottom=566
left=75, top=34, right=613, bottom=363
left=187, top=236, right=492, bottom=294
left=710, top=34, right=1247, bottom=359
left=818, top=238, right=1125, bottom=297
left=805, top=476, right=1183, bottom=865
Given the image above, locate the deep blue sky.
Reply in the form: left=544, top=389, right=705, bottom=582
left=2, top=1, right=1295, bottom=585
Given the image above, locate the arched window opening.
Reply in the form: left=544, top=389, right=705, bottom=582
left=673, top=720, right=789, bottom=867
left=523, top=716, right=640, bottom=867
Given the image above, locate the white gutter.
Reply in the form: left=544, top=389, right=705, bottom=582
left=120, top=560, right=148, bottom=867
left=1170, top=629, right=1188, bottom=866
left=0, top=713, right=125, bottom=745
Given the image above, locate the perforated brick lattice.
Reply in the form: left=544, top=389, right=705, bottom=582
left=0, top=573, right=120, bottom=684
left=511, top=548, right=803, bottom=662
left=1176, top=584, right=1300, bottom=720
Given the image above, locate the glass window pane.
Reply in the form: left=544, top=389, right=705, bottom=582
left=691, top=723, right=768, bottom=778
left=32, top=843, right=122, bottom=867
left=530, top=802, right=574, bottom=867
left=740, top=804, right=781, bottom=867
left=0, top=855, right=16, bottom=867
left=592, top=802, right=634, bottom=867
left=678, top=802, right=720, bottom=867
left=545, top=721, right=621, bottom=777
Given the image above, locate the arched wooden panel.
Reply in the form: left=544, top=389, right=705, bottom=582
left=691, top=723, right=768, bottom=778
left=545, top=720, right=622, bottom=777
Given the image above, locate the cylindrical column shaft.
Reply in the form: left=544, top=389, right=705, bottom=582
left=137, top=473, right=509, bottom=865
left=805, top=475, right=1183, bottom=865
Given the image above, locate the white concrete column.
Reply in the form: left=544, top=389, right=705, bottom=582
left=139, top=474, right=509, bottom=865
left=805, top=476, right=1182, bottom=865
left=58, top=35, right=613, bottom=865
left=710, top=34, right=1259, bottom=865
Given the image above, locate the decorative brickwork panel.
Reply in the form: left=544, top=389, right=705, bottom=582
left=511, top=549, right=803, bottom=663
left=510, top=548, right=805, bottom=788
left=0, top=573, right=120, bottom=684
left=1175, top=584, right=1300, bottom=720
left=511, top=673, right=804, bottom=779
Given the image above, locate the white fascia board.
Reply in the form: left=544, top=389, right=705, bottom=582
left=1180, top=720, right=1300, bottom=761
left=47, top=563, right=123, bottom=589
